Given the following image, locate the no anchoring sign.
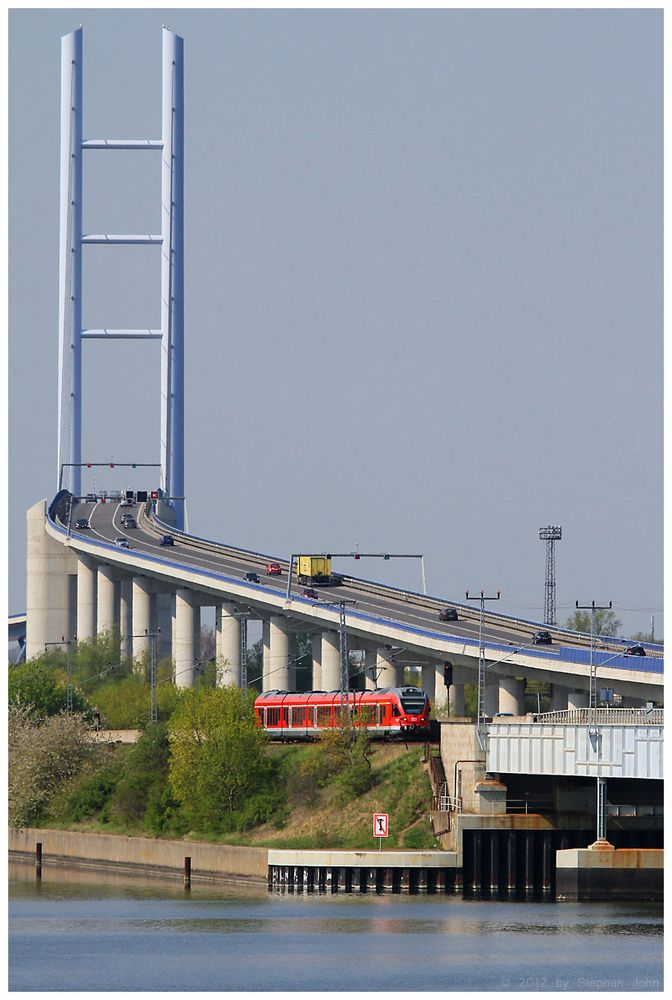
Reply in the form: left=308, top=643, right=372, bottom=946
left=373, top=813, right=389, bottom=838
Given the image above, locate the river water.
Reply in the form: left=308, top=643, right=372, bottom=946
left=9, top=862, right=663, bottom=992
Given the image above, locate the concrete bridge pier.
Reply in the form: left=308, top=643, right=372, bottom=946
left=448, top=664, right=476, bottom=717
left=25, top=500, right=78, bottom=658
left=321, top=631, right=341, bottom=690
left=173, top=588, right=196, bottom=688
left=498, top=676, right=526, bottom=716
left=363, top=645, right=377, bottom=690
left=259, top=618, right=270, bottom=689
left=484, top=677, right=499, bottom=717
left=119, top=578, right=132, bottom=659
left=132, top=577, right=153, bottom=662
left=96, top=565, right=117, bottom=637
left=551, top=683, right=569, bottom=711
left=76, top=554, right=97, bottom=643
left=215, top=600, right=241, bottom=687
left=311, top=633, right=322, bottom=689
left=269, top=616, right=291, bottom=690
left=567, top=689, right=589, bottom=710
left=376, top=647, right=397, bottom=688
left=156, top=592, right=173, bottom=660
left=420, top=661, right=436, bottom=701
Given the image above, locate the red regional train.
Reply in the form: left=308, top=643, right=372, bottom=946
left=254, top=687, right=430, bottom=739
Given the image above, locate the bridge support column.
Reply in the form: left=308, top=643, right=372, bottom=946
left=96, top=565, right=117, bottom=637
left=376, top=648, right=397, bottom=688
left=567, top=689, right=588, bottom=710
left=174, top=589, right=196, bottom=688
left=132, top=577, right=153, bottom=662
left=76, top=554, right=97, bottom=643
left=192, top=606, right=201, bottom=674
left=262, top=618, right=271, bottom=689
left=449, top=681, right=465, bottom=717
left=498, top=676, right=526, bottom=716
left=551, top=683, right=568, bottom=711
left=311, top=633, right=322, bottom=689
left=269, top=617, right=291, bottom=690
left=420, top=662, right=436, bottom=701
left=26, top=500, right=77, bottom=658
left=119, top=578, right=132, bottom=659
left=156, top=592, right=173, bottom=660
left=216, top=601, right=241, bottom=686
left=364, top=646, right=377, bottom=690
left=321, top=631, right=340, bottom=690
left=484, top=678, right=499, bottom=717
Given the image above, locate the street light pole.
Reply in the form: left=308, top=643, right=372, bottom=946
left=465, top=590, right=501, bottom=748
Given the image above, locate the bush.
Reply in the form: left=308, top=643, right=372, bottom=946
left=9, top=662, right=90, bottom=720
left=8, top=707, right=102, bottom=827
left=168, top=687, right=268, bottom=832
left=299, top=721, right=373, bottom=802
left=49, top=760, right=122, bottom=824
left=111, top=724, right=173, bottom=829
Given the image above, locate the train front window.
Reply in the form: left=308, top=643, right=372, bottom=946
left=400, top=695, right=426, bottom=715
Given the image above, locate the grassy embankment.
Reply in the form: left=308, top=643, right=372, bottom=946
left=44, top=740, right=437, bottom=851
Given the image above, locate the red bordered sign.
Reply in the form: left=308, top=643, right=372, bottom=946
left=373, top=813, right=389, bottom=838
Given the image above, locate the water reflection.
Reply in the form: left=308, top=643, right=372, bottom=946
left=9, top=861, right=663, bottom=993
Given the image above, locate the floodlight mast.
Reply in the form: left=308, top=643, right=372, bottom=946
left=539, top=526, right=562, bottom=626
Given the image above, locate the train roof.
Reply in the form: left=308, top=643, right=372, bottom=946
left=255, top=686, right=427, bottom=703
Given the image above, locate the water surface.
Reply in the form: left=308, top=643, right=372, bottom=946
left=9, top=862, right=663, bottom=992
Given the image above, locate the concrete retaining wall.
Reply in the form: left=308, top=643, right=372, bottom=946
left=9, top=828, right=268, bottom=883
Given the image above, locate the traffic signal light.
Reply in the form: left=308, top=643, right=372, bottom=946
left=354, top=553, right=360, bottom=560
left=383, top=553, right=390, bottom=560
left=443, top=663, right=453, bottom=687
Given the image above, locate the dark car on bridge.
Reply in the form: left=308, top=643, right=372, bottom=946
left=439, top=607, right=459, bottom=622
left=159, top=534, right=174, bottom=546
left=74, top=518, right=89, bottom=529
left=244, top=571, right=260, bottom=584
left=532, top=630, right=553, bottom=645
left=302, top=588, right=319, bottom=600
left=625, top=644, right=646, bottom=656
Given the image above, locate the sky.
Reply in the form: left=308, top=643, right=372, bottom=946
left=8, top=7, right=663, bottom=639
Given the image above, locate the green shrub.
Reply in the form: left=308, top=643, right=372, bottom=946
left=9, top=662, right=90, bottom=720
left=51, top=763, right=122, bottom=824
left=401, top=819, right=435, bottom=850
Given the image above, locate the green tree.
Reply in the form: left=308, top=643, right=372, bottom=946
left=8, top=661, right=90, bottom=720
left=9, top=707, right=102, bottom=826
left=630, top=631, right=660, bottom=644
left=565, top=608, right=622, bottom=637
left=168, top=687, right=267, bottom=830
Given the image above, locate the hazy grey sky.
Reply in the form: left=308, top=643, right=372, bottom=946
left=9, top=8, right=663, bottom=638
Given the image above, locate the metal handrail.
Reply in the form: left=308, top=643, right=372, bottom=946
left=532, top=708, right=663, bottom=726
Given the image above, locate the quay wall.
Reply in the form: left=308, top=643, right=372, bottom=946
left=9, top=828, right=269, bottom=883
